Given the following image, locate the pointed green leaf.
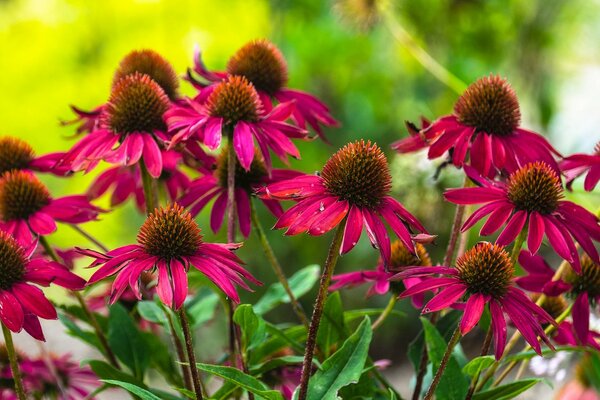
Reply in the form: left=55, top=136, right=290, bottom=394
left=462, top=356, right=495, bottom=377
left=254, top=265, right=320, bottom=315
left=234, top=304, right=268, bottom=351
left=472, top=378, right=542, bottom=400
left=107, top=303, right=150, bottom=379
left=195, top=363, right=284, bottom=400
left=316, top=291, right=346, bottom=358
left=101, top=380, right=162, bottom=400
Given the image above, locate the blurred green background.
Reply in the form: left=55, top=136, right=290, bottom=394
left=1, top=0, right=599, bottom=370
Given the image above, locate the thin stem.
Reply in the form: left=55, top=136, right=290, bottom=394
left=2, top=324, right=26, bottom=400
left=383, top=10, right=467, bottom=95
left=178, top=308, right=204, bottom=400
left=250, top=199, right=309, bottom=329
left=465, top=328, right=493, bottom=400
left=371, top=296, right=397, bottom=331
left=493, top=304, right=573, bottom=387
left=226, top=128, right=236, bottom=244
left=443, top=205, right=467, bottom=266
left=298, top=220, right=347, bottom=400
left=161, top=303, right=193, bottom=391
left=510, top=228, right=527, bottom=265
left=39, top=236, right=120, bottom=369
left=140, top=160, right=158, bottom=215
left=70, top=225, right=109, bottom=252
left=423, top=327, right=462, bottom=400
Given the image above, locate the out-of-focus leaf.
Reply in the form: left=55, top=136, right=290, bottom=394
left=107, top=303, right=150, bottom=379
left=234, top=304, right=268, bottom=351
left=472, top=378, right=542, bottom=400
left=196, top=363, right=284, bottom=400
left=316, top=291, right=346, bottom=358
left=250, top=356, right=305, bottom=375
left=137, top=301, right=168, bottom=325
left=141, top=332, right=182, bottom=386
left=303, top=317, right=372, bottom=400
left=101, top=380, right=161, bottom=400
left=408, top=310, right=461, bottom=370
left=58, top=313, right=102, bottom=353
left=187, top=291, right=220, bottom=328
left=343, top=308, right=404, bottom=324
left=83, top=360, right=142, bottom=386
left=421, top=317, right=468, bottom=400
left=254, top=265, right=320, bottom=315
left=462, top=356, right=495, bottom=377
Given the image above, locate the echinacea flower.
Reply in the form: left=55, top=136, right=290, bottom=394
left=188, top=39, right=339, bottom=141
left=330, top=241, right=430, bottom=307
left=80, top=203, right=260, bottom=309
left=561, top=141, right=600, bottom=192
left=445, top=162, right=600, bottom=269
left=62, top=49, right=180, bottom=136
left=0, top=137, right=69, bottom=177
left=515, top=251, right=571, bottom=296
left=178, top=146, right=302, bottom=237
left=554, top=321, right=600, bottom=351
left=262, top=140, right=429, bottom=264
left=0, top=231, right=85, bottom=340
left=0, top=170, right=103, bottom=244
left=87, top=149, right=190, bottom=212
left=395, top=242, right=556, bottom=358
left=165, top=75, right=307, bottom=171
left=392, top=75, right=560, bottom=177
left=59, top=72, right=171, bottom=177
left=20, top=353, right=99, bottom=400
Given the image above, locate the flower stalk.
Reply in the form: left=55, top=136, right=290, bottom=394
left=371, top=295, right=397, bottom=331
left=2, top=323, right=26, bottom=400
left=298, top=219, right=347, bottom=400
left=140, top=160, right=159, bottom=214
left=465, top=328, right=493, bottom=400
left=178, top=308, right=204, bottom=400
left=423, top=327, right=462, bottom=400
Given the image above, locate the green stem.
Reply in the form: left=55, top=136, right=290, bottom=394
left=250, top=199, right=309, bottom=329
left=298, top=220, right=347, bottom=400
left=382, top=10, right=467, bottom=95
left=160, top=303, right=193, bottom=391
left=510, top=228, right=527, bottom=266
left=2, top=323, right=26, bottom=400
left=423, top=327, right=462, bottom=400
left=140, top=160, right=158, bottom=215
left=70, top=225, right=109, bottom=252
left=39, top=236, right=121, bottom=369
left=465, top=328, right=493, bottom=400
left=371, top=295, right=397, bottom=331
left=178, top=309, right=204, bottom=400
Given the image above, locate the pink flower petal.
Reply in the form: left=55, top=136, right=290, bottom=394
left=490, top=301, right=506, bottom=359
left=422, top=284, right=466, bottom=313
left=171, top=259, right=188, bottom=310
left=341, top=206, right=363, bottom=254
left=496, top=210, right=527, bottom=246
left=11, top=283, right=56, bottom=320
left=572, top=292, right=590, bottom=345
left=460, top=293, right=486, bottom=335
left=527, top=211, right=545, bottom=254
left=28, top=212, right=57, bottom=236
left=0, top=291, right=24, bottom=332
left=142, top=136, right=163, bottom=178
left=233, top=121, right=255, bottom=170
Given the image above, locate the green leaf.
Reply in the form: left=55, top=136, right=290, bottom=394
left=304, top=317, right=373, bottom=400
left=502, top=346, right=584, bottom=364
left=107, top=303, right=150, bottom=379
left=343, top=308, right=404, bottom=324
left=250, top=355, right=305, bottom=376
left=316, top=292, right=346, bottom=358
left=196, top=363, right=284, bottom=400
left=421, top=318, right=468, bottom=400
left=254, top=265, right=320, bottom=315
left=462, top=356, right=495, bottom=378
left=137, top=301, right=169, bottom=325
left=101, top=380, right=162, bottom=400
left=83, top=360, right=143, bottom=386
left=187, top=291, right=219, bottom=328
left=58, top=313, right=103, bottom=352
left=234, top=304, right=268, bottom=351
left=407, top=310, right=461, bottom=371
left=472, top=378, right=542, bottom=400
left=141, top=331, right=182, bottom=386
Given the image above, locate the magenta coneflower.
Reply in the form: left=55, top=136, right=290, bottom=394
left=262, top=140, right=428, bottom=264
left=59, top=72, right=171, bottom=178
left=445, top=162, right=600, bottom=269
left=330, top=241, right=430, bottom=306
left=165, top=75, right=307, bottom=171
left=188, top=39, right=339, bottom=141
left=62, top=49, right=180, bottom=136
left=554, top=321, right=600, bottom=351
left=515, top=251, right=570, bottom=296
left=395, top=242, right=556, bottom=358
left=0, top=137, right=69, bottom=177
left=391, top=75, right=560, bottom=177
left=87, top=149, right=190, bottom=212
left=81, top=203, right=260, bottom=309
left=0, top=170, right=102, bottom=244
left=20, top=353, right=99, bottom=400
left=178, top=147, right=302, bottom=237
left=561, top=141, right=600, bottom=192
left=0, top=231, right=85, bottom=340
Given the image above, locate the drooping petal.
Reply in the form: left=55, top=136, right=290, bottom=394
left=156, top=260, right=174, bottom=308
left=341, top=206, right=363, bottom=254
left=496, top=210, right=527, bottom=246
left=171, top=259, right=189, bottom=310
left=489, top=301, right=506, bottom=359
left=572, top=293, right=590, bottom=345
left=234, top=121, right=255, bottom=170
left=527, top=211, right=545, bottom=254
left=422, top=284, right=466, bottom=313
left=0, top=291, right=24, bottom=332
left=460, top=293, right=486, bottom=335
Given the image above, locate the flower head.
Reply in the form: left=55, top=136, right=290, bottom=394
left=166, top=75, right=307, bottom=171
left=0, top=231, right=85, bottom=340
left=113, top=49, right=179, bottom=100
left=395, top=242, right=556, bottom=358
left=561, top=141, right=600, bottom=192
left=59, top=73, right=171, bottom=177
left=445, top=162, right=600, bottom=269
left=179, top=147, right=301, bottom=238
left=333, top=0, right=383, bottom=32
left=392, top=75, right=560, bottom=177
left=262, top=140, right=428, bottom=264
left=0, top=137, right=69, bottom=176
left=227, top=40, right=288, bottom=96
left=0, top=171, right=102, bottom=244
left=81, top=204, right=260, bottom=309
left=187, top=40, right=339, bottom=141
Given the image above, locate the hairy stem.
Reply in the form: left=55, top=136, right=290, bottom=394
left=423, top=327, right=462, bottom=400
left=161, top=303, right=193, bottom=391
left=178, top=309, right=204, bottom=400
left=298, top=220, right=347, bottom=400
left=372, top=295, right=397, bottom=331
left=250, top=199, right=309, bottom=329
left=39, top=236, right=120, bottom=369
left=2, top=324, right=26, bottom=400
